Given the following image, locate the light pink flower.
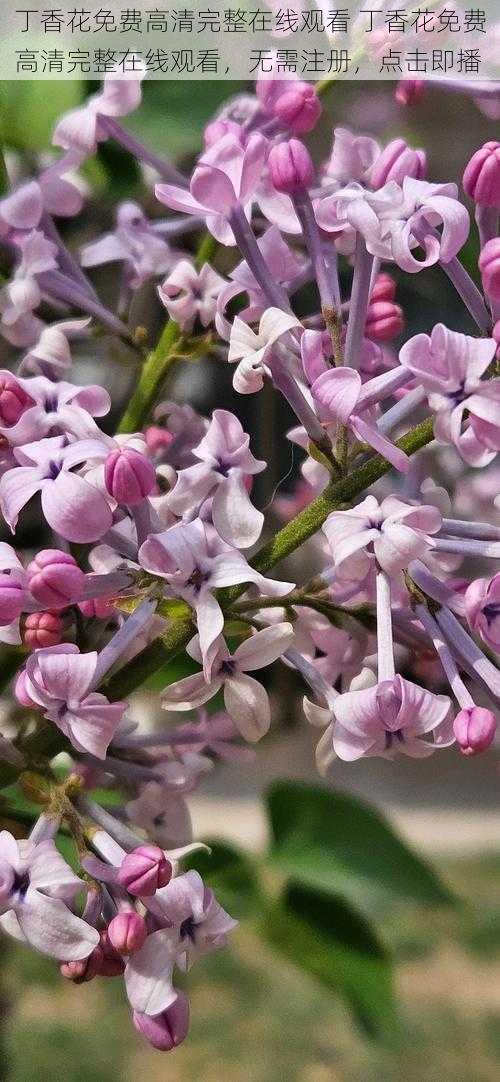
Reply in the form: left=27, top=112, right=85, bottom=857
left=161, top=623, right=294, bottom=742
left=332, top=671, right=453, bottom=760
left=228, top=307, right=301, bottom=394
left=81, top=202, right=175, bottom=289
left=465, top=574, right=500, bottom=651
left=158, top=260, right=226, bottom=332
left=0, top=830, right=99, bottom=960
left=19, top=318, right=91, bottom=376
left=323, top=494, right=443, bottom=579
left=399, top=324, right=499, bottom=466
left=0, top=373, right=110, bottom=446
left=53, top=68, right=145, bottom=154
left=22, top=644, right=126, bottom=759
left=311, top=365, right=411, bottom=472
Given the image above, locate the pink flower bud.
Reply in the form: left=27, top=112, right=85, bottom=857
left=107, top=912, right=147, bottom=955
left=271, top=83, right=322, bottom=135
left=117, top=844, right=172, bottom=897
left=14, top=669, right=36, bottom=708
left=23, top=611, right=63, bottom=649
left=395, top=80, right=425, bottom=107
left=78, top=593, right=115, bottom=620
left=370, top=139, right=426, bottom=189
left=0, top=375, right=34, bottom=427
left=0, top=574, right=24, bottom=625
left=463, top=142, right=500, bottom=207
left=27, top=549, right=85, bottom=609
left=268, top=139, right=314, bottom=194
left=145, top=425, right=174, bottom=456
left=479, top=238, right=500, bottom=302
left=104, top=447, right=156, bottom=506
left=454, top=707, right=497, bottom=756
left=365, top=300, right=405, bottom=342
left=60, top=946, right=104, bottom=983
left=370, top=273, right=397, bottom=304
left=133, top=991, right=190, bottom=1052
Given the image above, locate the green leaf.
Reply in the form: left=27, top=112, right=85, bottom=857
left=263, top=883, right=397, bottom=1040
left=267, top=781, right=454, bottom=911
left=0, top=80, right=84, bottom=152
left=187, top=839, right=262, bottom=919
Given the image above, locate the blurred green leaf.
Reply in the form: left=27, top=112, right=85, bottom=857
left=127, top=81, right=245, bottom=160
left=267, top=782, right=455, bottom=911
left=187, top=838, right=263, bottom=919
left=0, top=80, right=84, bottom=151
left=262, top=883, right=397, bottom=1040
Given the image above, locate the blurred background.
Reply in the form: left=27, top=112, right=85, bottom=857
left=1, top=77, right=500, bottom=1081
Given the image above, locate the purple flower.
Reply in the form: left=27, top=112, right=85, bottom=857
left=161, top=622, right=294, bottom=742
left=166, top=409, right=265, bottom=548
left=0, top=435, right=113, bottom=542
left=0, top=830, right=99, bottom=960
left=139, top=520, right=294, bottom=676
left=156, top=132, right=268, bottom=246
left=0, top=373, right=110, bottom=446
left=0, top=153, right=85, bottom=238
left=332, top=670, right=452, bottom=760
left=81, top=202, right=176, bottom=290
left=399, top=324, right=500, bottom=465
left=311, top=365, right=411, bottom=472
left=465, top=574, right=500, bottom=651
left=0, top=231, right=58, bottom=347
left=316, top=178, right=469, bottom=273
left=228, top=306, right=301, bottom=394
left=158, top=259, right=226, bottom=332
left=126, top=782, right=193, bottom=849
left=463, top=141, right=500, bottom=207
left=22, top=643, right=126, bottom=758
left=19, top=318, right=91, bottom=376
left=323, top=127, right=380, bottom=187
left=53, top=69, right=145, bottom=155
left=323, top=495, right=443, bottom=580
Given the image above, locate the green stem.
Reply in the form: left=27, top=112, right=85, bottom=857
left=117, top=318, right=182, bottom=433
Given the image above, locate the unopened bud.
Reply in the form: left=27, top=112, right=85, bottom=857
left=27, top=549, right=85, bottom=608
left=463, top=141, right=500, bottom=207
left=117, top=844, right=172, bottom=897
left=268, top=139, right=314, bottom=194
left=133, top=991, right=190, bottom=1051
left=105, top=447, right=156, bottom=506
left=23, top=610, right=63, bottom=649
left=454, top=706, right=497, bottom=756
left=107, top=912, right=147, bottom=955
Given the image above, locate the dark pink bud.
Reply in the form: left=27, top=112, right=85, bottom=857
left=365, top=299, right=405, bottom=342
left=78, top=594, right=115, bottom=620
left=14, top=669, right=36, bottom=708
left=453, top=706, right=497, bottom=756
left=60, top=946, right=104, bottom=983
left=98, top=929, right=126, bottom=976
left=463, top=142, right=500, bottom=207
left=0, top=574, right=24, bottom=625
left=133, top=991, right=190, bottom=1052
left=145, top=426, right=175, bottom=456
left=370, top=273, right=397, bottom=303
left=117, top=844, right=172, bottom=897
left=104, top=447, right=156, bottom=506
left=479, top=238, right=500, bottom=302
left=23, top=611, right=63, bottom=649
left=27, top=548, right=85, bottom=609
left=107, top=912, right=147, bottom=955
left=271, top=83, right=322, bottom=135
left=370, top=138, right=426, bottom=189
left=0, top=375, right=34, bottom=427
left=268, top=139, right=314, bottom=194
left=395, top=79, right=425, bottom=107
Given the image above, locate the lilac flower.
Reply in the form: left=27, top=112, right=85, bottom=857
left=332, top=669, right=453, bottom=760
left=465, top=573, right=500, bottom=651
left=124, top=870, right=236, bottom=1014
left=139, top=520, right=294, bottom=677
left=315, top=178, right=469, bottom=273
left=158, top=260, right=226, bottom=332
left=0, top=435, right=113, bottom=542
left=0, top=830, right=99, bottom=960
left=323, top=495, right=443, bottom=580
left=21, top=643, right=127, bottom=759
left=161, top=623, right=294, bottom=742
left=126, top=782, right=193, bottom=849
left=228, top=306, right=301, bottom=394
left=166, top=409, right=265, bottom=548
left=53, top=69, right=144, bottom=155
left=323, top=127, right=380, bottom=186
left=19, top=318, right=91, bottom=376
left=81, top=202, right=176, bottom=290
left=0, top=154, right=85, bottom=237
left=399, top=324, right=500, bottom=465
left=216, top=225, right=305, bottom=340
left=311, top=365, right=411, bottom=472
left=0, top=373, right=110, bottom=446
left=156, top=132, right=268, bottom=246
left=0, top=230, right=58, bottom=347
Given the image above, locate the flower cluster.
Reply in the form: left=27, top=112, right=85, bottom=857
left=0, top=66, right=499, bottom=1053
